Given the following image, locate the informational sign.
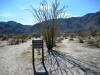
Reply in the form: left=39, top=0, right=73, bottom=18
left=32, top=40, right=43, bottom=48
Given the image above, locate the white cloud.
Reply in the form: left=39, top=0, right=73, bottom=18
left=40, top=5, right=51, bottom=10
left=18, top=6, right=25, bottom=10
left=60, top=12, right=72, bottom=18
left=65, top=13, right=72, bottom=18
left=0, top=13, right=13, bottom=17
left=60, top=12, right=81, bottom=18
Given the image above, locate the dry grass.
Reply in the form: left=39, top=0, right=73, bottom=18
left=56, top=37, right=64, bottom=43
left=87, top=39, right=100, bottom=48
left=0, top=34, right=40, bottom=45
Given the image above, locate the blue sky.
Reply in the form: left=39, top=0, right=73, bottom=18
left=0, top=0, right=100, bottom=25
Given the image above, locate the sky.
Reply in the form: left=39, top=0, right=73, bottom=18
left=0, top=0, right=100, bottom=25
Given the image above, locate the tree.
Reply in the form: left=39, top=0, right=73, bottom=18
left=31, top=0, right=65, bottom=50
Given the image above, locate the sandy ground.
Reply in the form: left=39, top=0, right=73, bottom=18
left=60, top=38, right=100, bottom=74
left=0, top=38, right=100, bottom=75
left=0, top=39, right=34, bottom=75
left=61, top=38, right=100, bottom=69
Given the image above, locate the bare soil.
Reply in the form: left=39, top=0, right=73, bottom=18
left=0, top=38, right=100, bottom=75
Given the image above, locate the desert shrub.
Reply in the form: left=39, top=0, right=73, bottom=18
left=21, top=34, right=29, bottom=39
left=0, top=35, right=3, bottom=38
left=90, top=30, right=97, bottom=37
left=65, top=37, right=68, bottom=39
left=0, top=34, right=32, bottom=42
left=56, top=37, right=64, bottom=43
left=1, top=35, right=8, bottom=41
left=21, top=39, right=26, bottom=43
left=10, top=39, right=20, bottom=45
left=63, top=34, right=68, bottom=39
left=69, top=35, right=74, bottom=41
left=78, top=33, right=87, bottom=37
left=70, top=34, right=74, bottom=38
left=63, top=34, right=67, bottom=38
left=32, top=34, right=40, bottom=38
left=10, top=34, right=28, bottom=40
left=88, top=36, right=91, bottom=39
left=56, top=34, right=68, bottom=39
left=56, top=34, right=62, bottom=37
left=68, top=34, right=74, bottom=41
left=0, top=34, right=14, bottom=41
left=9, top=39, right=17, bottom=45
left=78, top=37, right=84, bottom=43
left=16, top=34, right=27, bottom=39
left=87, top=39, right=100, bottom=48
left=9, top=39, right=26, bottom=45
left=69, top=38, right=74, bottom=41
left=15, top=40, right=20, bottom=45
left=28, top=36, right=31, bottom=39
left=7, top=34, right=14, bottom=38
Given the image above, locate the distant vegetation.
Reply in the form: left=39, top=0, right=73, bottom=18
left=70, top=31, right=100, bottom=48
left=56, top=31, right=100, bottom=48
left=0, top=31, right=100, bottom=48
left=0, top=34, right=40, bottom=45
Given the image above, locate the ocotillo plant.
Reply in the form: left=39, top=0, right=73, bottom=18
left=32, top=0, right=65, bottom=50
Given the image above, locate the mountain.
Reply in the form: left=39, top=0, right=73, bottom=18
left=0, top=11, right=100, bottom=34
left=0, top=21, right=33, bottom=34
left=32, top=11, right=100, bottom=33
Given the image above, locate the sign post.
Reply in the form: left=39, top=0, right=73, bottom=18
left=32, top=40, right=44, bottom=64
left=32, top=40, right=48, bottom=75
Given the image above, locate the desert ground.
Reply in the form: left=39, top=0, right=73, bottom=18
left=0, top=38, right=100, bottom=75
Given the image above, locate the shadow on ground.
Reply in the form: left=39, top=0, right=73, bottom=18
left=33, top=50, right=99, bottom=75
left=33, top=61, right=48, bottom=75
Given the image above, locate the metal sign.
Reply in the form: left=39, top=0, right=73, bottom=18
left=32, top=40, right=48, bottom=75
left=32, top=40, right=43, bottom=48
left=32, top=40, right=44, bottom=63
